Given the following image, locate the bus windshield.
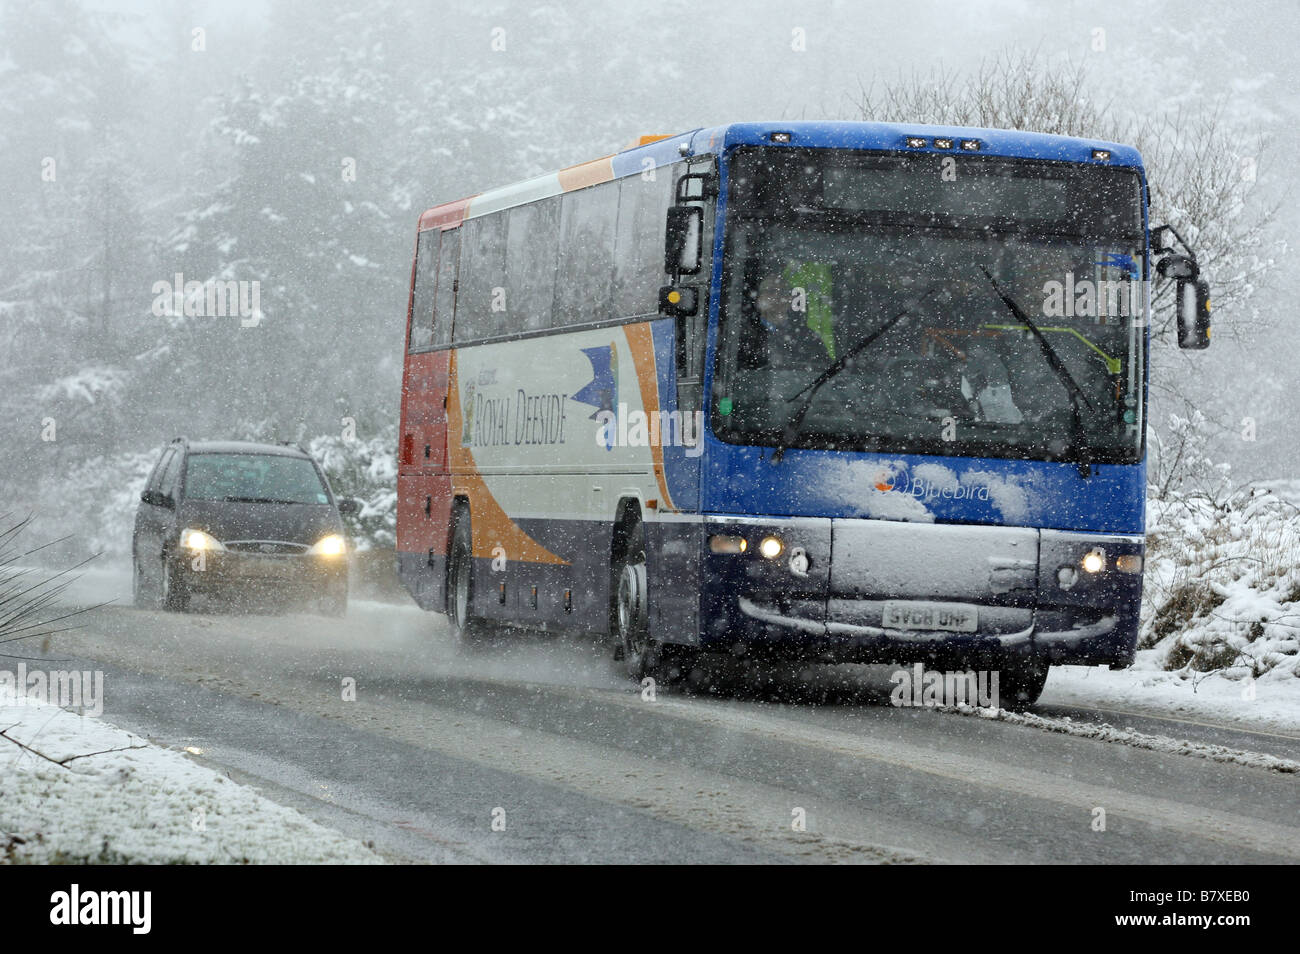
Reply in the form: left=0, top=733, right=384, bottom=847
left=713, top=147, right=1146, bottom=465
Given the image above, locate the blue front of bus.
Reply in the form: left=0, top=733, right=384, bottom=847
left=691, top=123, right=1148, bottom=669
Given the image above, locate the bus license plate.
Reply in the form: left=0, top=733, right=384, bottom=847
left=882, top=601, right=978, bottom=633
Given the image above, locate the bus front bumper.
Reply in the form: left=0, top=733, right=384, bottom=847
left=695, top=515, right=1143, bottom=668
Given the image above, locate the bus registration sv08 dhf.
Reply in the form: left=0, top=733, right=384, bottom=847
left=883, top=601, right=979, bottom=633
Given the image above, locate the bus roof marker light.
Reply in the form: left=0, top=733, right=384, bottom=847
left=960, top=139, right=981, bottom=151
left=933, top=138, right=953, bottom=150
left=906, top=137, right=927, bottom=149
left=1092, top=149, right=1111, bottom=161
left=770, top=131, right=792, bottom=143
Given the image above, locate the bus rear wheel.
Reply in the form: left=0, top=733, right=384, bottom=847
left=448, top=507, right=489, bottom=645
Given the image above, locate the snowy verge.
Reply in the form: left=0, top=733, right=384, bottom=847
left=1141, top=487, right=1300, bottom=680
left=949, top=697, right=1300, bottom=774
left=1044, top=657, right=1300, bottom=735
left=0, top=686, right=383, bottom=864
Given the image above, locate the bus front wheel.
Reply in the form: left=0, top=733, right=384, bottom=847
left=612, top=514, right=658, bottom=680
left=997, top=655, right=1050, bottom=710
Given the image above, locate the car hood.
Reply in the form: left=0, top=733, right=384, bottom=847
left=178, top=499, right=342, bottom=547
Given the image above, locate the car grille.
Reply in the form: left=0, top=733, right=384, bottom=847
left=223, top=540, right=309, bottom=555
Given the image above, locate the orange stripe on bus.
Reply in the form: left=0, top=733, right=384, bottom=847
left=419, top=196, right=475, bottom=231
left=557, top=157, right=614, bottom=192
left=623, top=323, right=677, bottom=513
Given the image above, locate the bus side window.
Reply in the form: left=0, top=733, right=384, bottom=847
left=456, top=215, right=507, bottom=342
left=409, top=228, right=441, bottom=352
left=554, top=181, right=618, bottom=327
left=505, top=198, right=559, bottom=332
left=614, top=171, right=674, bottom=317
left=434, top=228, right=460, bottom=347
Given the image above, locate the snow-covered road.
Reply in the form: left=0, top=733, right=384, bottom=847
left=8, top=576, right=1300, bottom=863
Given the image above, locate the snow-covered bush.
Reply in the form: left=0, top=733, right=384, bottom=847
left=27, top=450, right=159, bottom=561
left=1141, top=487, right=1300, bottom=679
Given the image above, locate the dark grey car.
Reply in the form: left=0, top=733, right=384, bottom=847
left=132, top=439, right=358, bottom=615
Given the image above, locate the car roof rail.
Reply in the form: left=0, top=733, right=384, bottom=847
left=278, top=439, right=309, bottom=454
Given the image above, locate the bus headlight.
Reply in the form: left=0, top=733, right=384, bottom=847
left=180, top=529, right=225, bottom=552
left=759, top=536, right=784, bottom=559
left=1081, top=549, right=1105, bottom=574
left=308, top=534, right=347, bottom=557
left=1116, top=554, right=1143, bottom=574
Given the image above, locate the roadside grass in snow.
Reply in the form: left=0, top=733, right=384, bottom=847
left=1142, top=487, right=1300, bottom=680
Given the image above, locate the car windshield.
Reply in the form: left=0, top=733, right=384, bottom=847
left=713, top=147, right=1146, bottom=464
left=183, top=454, right=330, bottom=504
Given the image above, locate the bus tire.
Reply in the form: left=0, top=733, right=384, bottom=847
left=997, top=654, right=1049, bottom=710
left=447, top=506, right=489, bottom=645
left=612, top=513, right=658, bottom=681
left=657, top=643, right=702, bottom=686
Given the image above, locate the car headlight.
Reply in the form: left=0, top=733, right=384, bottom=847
left=308, top=534, right=347, bottom=557
left=180, top=528, right=225, bottom=552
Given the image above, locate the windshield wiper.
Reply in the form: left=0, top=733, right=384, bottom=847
left=772, top=284, right=939, bottom=463
left=977, top=266, right=1097, bottom=474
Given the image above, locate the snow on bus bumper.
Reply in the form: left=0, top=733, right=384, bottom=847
left=698, top=516, right=1142, bottom=667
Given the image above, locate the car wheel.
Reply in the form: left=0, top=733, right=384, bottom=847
left=161, top=555, right=190, bottom=612
left=132, top=553, right=154, bottom=608
left=997, top=654, right=1049, bottom=710
left=319, top=583, right=348, bottom=617
left=447, top=507, right=489, bottom=645
left=612, top=513, right=658, bottom=681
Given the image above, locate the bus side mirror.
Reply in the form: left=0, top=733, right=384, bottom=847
left=1151, top=224, right=1172, bottom=255
left=664, top=206, right=702, bottom=276
left=1176, top=277, right=1211, bottom=350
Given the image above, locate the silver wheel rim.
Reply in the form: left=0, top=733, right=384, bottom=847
left=618, top=560, right=647, bottom=657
